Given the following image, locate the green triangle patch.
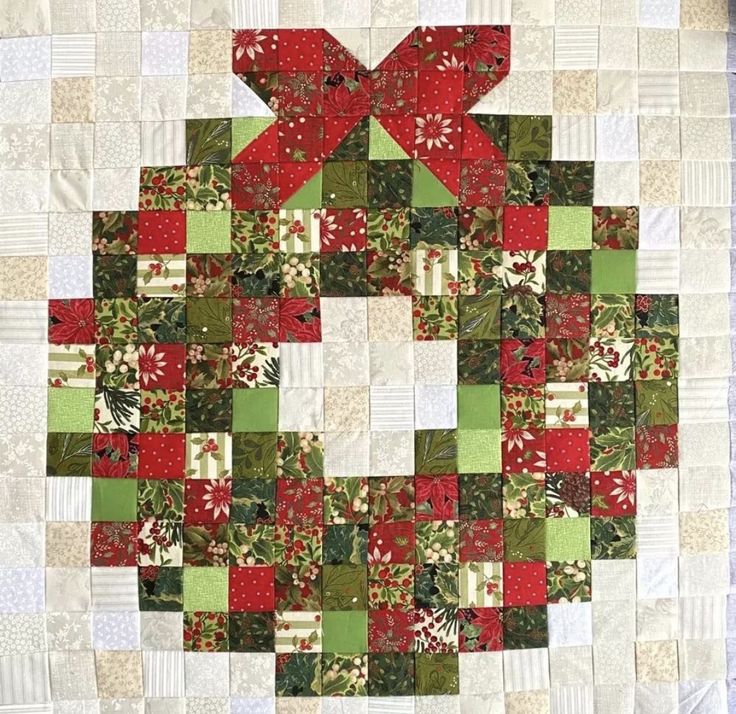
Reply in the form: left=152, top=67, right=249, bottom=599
left=412, top=161, right=458, bottom=207
left=369, top=116, right=411, bottom=160
left=231, top=117, right=276, bottom=159
left=282, top=169, right=323, bottom=209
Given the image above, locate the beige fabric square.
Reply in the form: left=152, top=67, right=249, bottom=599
left=276, top=699, right=321, bottom=714
left=599, top=26, right=637, bottom=70
left=46, top=568, right=91, bottom=611
left=601, top=0, right=638, bottom=25
left=597, top=70, right=638, bottom=113
left=680, top=72, right=730, bottom=117
left=95, top=650, right=144, bottom=698
left=549, top=646, right=593, bottom=686
left=592, top=560, right=636, bottom=601
left=367, top=296, right=412, bottom=342
left=96, top=32, right=142, bottom=77
left=189, top=30, right=231, bottom=74
left=639, top=161, right=680, bottom=207
left=555, top=0, right=601, bottom=25
left=635, top=640, right=678, bottom=682
left=553, top=71, right=596, bottom=114
left=637, top=599, right=678, bottom=641
left=46, top=522, right=89, bottom=567
left=370, top=0, right=417, bottom=27
left=680, top=0, right=729, bottom=30
left=51, top=123, right=94, bottom=170
left=50, top=0, right=95, bottom=33
left=190, top=0, right=232, bottom=28
left=50, top=170, right=92, bottom=211
left=680, top=509, right=729, bottom=555
left=324, top=386, right=369, bottom=431
left=504, top=690, right=550, bottom=714
left=0, top=258, right=47, bottom=300
left=679, top=30, right=727, bottom=72
left=96, top=77, right=141, bottom=122
left=512, top=0, right=555, bottom=25
left=593, top=600, right=636, bottom=642
left=52, top=77, right=94, bottom=123
left=140, top=0, right=191, bottom=30
left=594, top=642, right=636, bottom=685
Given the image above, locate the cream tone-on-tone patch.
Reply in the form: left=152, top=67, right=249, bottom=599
left=0, top=0, right=734, bottom=711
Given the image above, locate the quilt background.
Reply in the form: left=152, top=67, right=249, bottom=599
left=0, top=0, right=734, bottom=712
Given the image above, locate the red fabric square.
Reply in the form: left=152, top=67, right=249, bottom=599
left=91, top=522, right=138, bottom=566
left=591, top=470, right=636, bottom=517
left=416, top=70, right=463, bottom=114
left=278, top=117, right=324, bottom=162
left=368, top=609, right=415, bottom=653
left=636, top=425, right=678, bottom=469
left=500, top=339, right=546, bottom=385
left=48, top=298, right=97, bottom=345
left=232, top=29, right=279, bottom=73
left=418, top=26, right=465, bottom=68
left=458, top=608, right=503, bottom=652
left=502, top=426, right=546, bottom=474
left=279, top=298, right=322, bottom=343
left=546, top=294, right=591, bottom=339
left=185, top=479, right=232, bottom=524
left=137, top=211, right=186, bottom=253
left=503, top=206, right=549, bottom=250
left=415, top=474, right=458, bottom=521
left=369, top=521, right=416, bottom=564
left=459, top=519, right=503, bottom=562
left=278, top=30, right=323, bottom=70
left=138, top=343, right=185, bottom=390
left=370, top=71, right=417, bottom=116
left=232, top=163, right=280, bottom=210
left=460, top=159, right=506, bottom=206
left=230, top=566, right=275, bottom=612
left=277, top=162, right=319, bottom=207
left=461, top=116, right=506, bottom=160
left=546, top=428, right=591, bottom=472
left=319, top=209, right=367, bottom=252
left=233, top=297, right=279, bottom=344
left=276, top=478, right=323, bottom=525
left=138, top=433, right=185, bottom=479
left=414, top=114, right=461, bottom=159
left=421, top=159, right=460, bottom=195
left=503, top=562, right=547, bottom=606
left=323, top=73, right=371, bottom=117
left=92, top=433, right=138, bottom=478
left=278, top=71, right=323, bottom=117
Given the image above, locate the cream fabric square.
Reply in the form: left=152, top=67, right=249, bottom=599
left=679, top=30, right=727, bottom=71
left=140, top=612, right=183, bottom=650
left=553, top=70, right=597, bottom=114
left=503, top=648, right=550, bottom=692
left=51, top=34, right=95, bottom=78
left=593, top=162, right=640, bottom=205
left=323, top=342, right=369, bottom=387
left=636, top=250, right=679, bottom=293
left=142, top=76, right=187, bottom=121
left=554, top=26, right=599, bottom=69
left=638, top=72, right=679, bottom=116
left=96, top=76, right=141, bottom=122
left=324, top=431, right=369, bottom=477
left=414, top=385, right=457, bottom=429
left=418, top=0, right=465, bottom=25
left=459, top=652, right=504, bottom=695
left=680, top=72, right=730, bottom=117
left=679, top=249, right=730, bottom=294
left=635, top=641, right=679, bottom=683
left=511, top=26, right=553, bottom=71
left=141, top=120, right=186, bottom=166
left=369, top=342, right=414, bottom=386
left=599, top=26, right=638, bottom=69
left=596, top=115, right=639, bottom=161
left=548, top=602, right=593, bottom=647
left=509, top=70, right=554, bottom=115
left=597, top=70, right=638, bottom=113
left=556, top=0, right=601, bottom=25
left=593, top=642, right=636, bottom=685
left=50, top=123, right=93, bottom=171
left=414, top=341, right=457, bottom=385
left=46, top=568, right=90, bottom=612
left=50, top=650, right=97, bottom=700
left=592, top=560, right=635, bottom=601
left=637, top=516, right=679, bottom=557
left=512, top=0, right=555, bottom=25
left=680, top=509, right=728, bottom=555
left=636, top=469, right=678, bottom=516
left=549, top=646, right=593, bottom=686
left=92, top=167, right=139, bottom=211
left=638, top=207, right=679, bottom=250
left=681, top=161, right=731, bottom=206
left=639, top=161, right=680, bottom=206
left=552, top=115, right=595, bottom=160
left=185, top=652, right=229, bottom=697
left=370, top=430, right=414, bottom=476
left=639, top=29, right=679, bottom=71
left=639, top=0, right=680, bottom=28
left=230, top=653, right=275, bottom=697
left=678, top=378, right=728, bottom=424
left=321, top=297, right=367, bottom=343
left=679, top=464, right=730, bottom=511
left=680, top=0, right=729, bottom=30
left=278, top=388, right=323, bottom=431
left=681, top=117, right=731, bottom=161
left=637, top=598, right=678, bottom=641
left=143, top=651, right=185, bottom=697
left=679, top=595, right=726, bottom=640
left=280, top=343, right=323, bottom=388
left=95, top=32, right=141, bottom=77
left=370, top=385, right=414, bottom=431
left=679, top=554, right=729, bottom=597
left=679, top=337, right=730, bottom=379
left=593, top=600, right=635, bottom=642
left=94, top=122, right=140, bottom=169
left=637, top=556, right=678, bottom=599
left=601, top=0, right=638, bottom=25
left=639, top=116, right=680, bottom=160
left=680, top=207, right=730, bottom=249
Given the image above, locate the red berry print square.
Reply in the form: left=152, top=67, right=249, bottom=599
left=636, top=425, right=678, bottom=469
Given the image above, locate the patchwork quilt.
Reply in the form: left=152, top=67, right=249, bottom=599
left=0, top=0, right=734, bottom=712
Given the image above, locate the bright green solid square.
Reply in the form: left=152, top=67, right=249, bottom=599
left=186, top=211, right=231, bottom=253
left=457, top=429, right=501, bottom=473
left=232, top=389, right=278, bottom=432
left=591, top=250, right=637, bottom=294
left=47, top=387, right=95, bottom=432
left=183, top=567, right=229, bottom=611
left=91, top=478, right=138, bottom=522
left=457, top=385, right=500, bottom=429
left=321, top=610, right=367, bottom=652
left=545, top=517, right=591, bottom=560
left=548, top=207, right=592, bottom=249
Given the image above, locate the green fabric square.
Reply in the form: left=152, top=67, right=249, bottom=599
left=545, top=517, right=591, bottom=560
left=322, top=564, right=367, bottom=610
left=321, top=610, right=367, bottom=652
left=92, top=478, right=137, bottom=521
left=504, top=519, right=546, bottom=561
left=457, top=385, right=500, bottom=429
left=232, top=389, right=278, bottom=432
left=231, top=117, right=273, bottom=159
left=457, top=429, right=501, bottom=473
left=187, top=211, right=231, bottom=253
left=48, top=388, right=94, bottom=432
left=548, top=207, right=592, bottom=249
left=415, top=653, right=459, bottom=695
left=183, top=567, right=229, bottom=611
left=591, top=250, right=636, bottom=294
